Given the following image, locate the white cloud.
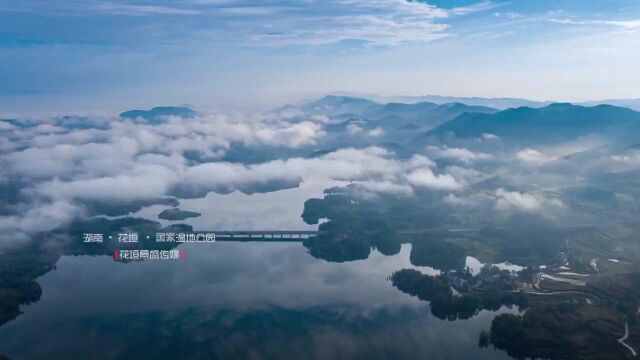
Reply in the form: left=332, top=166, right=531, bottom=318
left=443, top=193, right=476, bottom=206
left=356, top=180, right=414, bottom=197
left=516, top=148, right=555, bottom=165
left=480, top=132, right=500, bottom=140
left=495, top=188, right=541, bottom=211
left=0, top=106, right=479, bottom=243
left=427, top=145, right=493, bottom=164
left=0, top=120, right=17, bottom=131
left=444, top=165, right=482, bottom=185
left=0, top=201, right=84, bottom=246
left=406, top=168, right=462, bottom=191
left=611, top=151, right=640, bottom=165
left=516, top=136, right=606, bottom=166
left=367, top=127, right=384, bottom=137
left=2, top=112, right=326, bottom=181
left=346, top=123, right=364, bottom=135
left=406, top=154, right=435, bottom=169
left=36, top=164, right=179, bottom=202
left=18, top=140, right=464, bottom=223
left=494, top=188, right=563, bottom=212
left=0, top=110, right=331, bottom=242
left=19, top=139, right=455, bottom=213
left=90, top=2, right=203, bottom=16
left=449, top=1, right=502, bottom=16
left=249, top=0, right=451, bottom=46
left=549, top=17, right=640, bottom=33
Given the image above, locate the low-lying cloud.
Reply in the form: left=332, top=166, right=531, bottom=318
left=0, top=110, right=473, bottom=244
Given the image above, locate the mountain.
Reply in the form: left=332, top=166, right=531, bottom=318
left=425, top=103, right=640, bottom=144
left=295, top=96, right=500, bottom=157
left=380, top=95, right=551, bottom=110
left=369, top=101, right=497, bottom=130
left=301, top=96, right=497, bottom=128
left=329, top=93, right=640, bottom=111
left=301, top=95, right=380, bottom=116
left=579, top=99, right=640, bottom=111
left=120, top=106, right=197, bottom=124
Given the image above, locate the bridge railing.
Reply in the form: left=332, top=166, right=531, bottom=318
left=208, top=230, right=319, bottom=241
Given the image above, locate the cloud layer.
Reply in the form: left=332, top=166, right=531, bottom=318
left=0, top=108, right=473, bottom=244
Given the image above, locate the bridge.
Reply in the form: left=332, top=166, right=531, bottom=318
left=208, top=228, right=473, bottom=241
left=208, top=230, right=320, bottom=242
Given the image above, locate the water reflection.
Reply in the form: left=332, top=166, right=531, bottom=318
left=0, top=182, right=590, bottom=360
left=135, top=179, right=340, bottom=231
left=0, top=241, right=511, bottom=360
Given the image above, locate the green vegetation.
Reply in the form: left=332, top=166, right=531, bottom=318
left=301, top=185, right=565, bottom=267
left=487, top=303, right=630, bottom=360
left=300, top=178, right=640, bottom=359
left=158, top=208, right=202, bottom=221
left=0, top=245, right=55, bottom=326
left=479, top=271, right=640, bottom=359
left=391, top=268, right=528, bottom=321
left=427, top=103, right=640, bottom=145
left=0, top=217, right=191, bottom=326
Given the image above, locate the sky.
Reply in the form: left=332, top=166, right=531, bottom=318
left=1, top=0, right=640, bottom=114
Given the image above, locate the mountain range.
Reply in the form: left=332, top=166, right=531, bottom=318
left=295, top=96, right=640, bottom=147
left=323, top=93, right=640, bottom=111
left=426, top=102, right=640, bottom=144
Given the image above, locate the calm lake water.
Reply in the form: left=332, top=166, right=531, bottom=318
left=0, top=181, right=518, bottom=359
left=0, top=242, right=513, bottom=359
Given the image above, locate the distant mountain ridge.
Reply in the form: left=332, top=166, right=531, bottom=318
left=301, top=95, right=497, bottom=129
left=375, top=95, right=551, bottom=110
left=120, top=106, right=197, bottom=124
left=325, top=93, right=640, bottom=111
left=293, top=96, right=640, bottom=149
left=426, top=103, right=640, bottom=144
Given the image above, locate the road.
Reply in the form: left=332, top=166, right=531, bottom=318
left=618, top=322, right=637, bottom=357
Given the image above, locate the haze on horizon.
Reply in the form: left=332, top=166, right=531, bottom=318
left=1, top=0, right=639, bottom=115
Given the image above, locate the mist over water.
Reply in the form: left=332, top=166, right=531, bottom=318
left=2, top=96, right=640, bottom=359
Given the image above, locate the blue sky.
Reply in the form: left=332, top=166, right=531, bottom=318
left=1, top=0, right=639, bottom=114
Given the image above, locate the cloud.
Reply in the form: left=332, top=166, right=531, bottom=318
left=2, top=112, right=326, bottom=180
left=608, top=150, right=640, bottom=172
left=406, top=168, right=462, bottom=191
left=516, top=148, right=555, bottom=165
left=89, top=2, right=203, bottom=16
left=253, top=120, right=324, bottom=147
left=367, top=127, right=384, bottom=137
left=0, top=109, right=331, bottom=240
left=427, top=145, right=493, bottom=164
left=495, top=188, right=541, bottom=211
left=0, top=200, right=84, bottom=246
left=217, top=6, right=291, bottom=16
left=494, top=188, right=563, bottom=212
left=611, top=152, right=640, bottom=165
left=406, top=154, right=435, bottom=169
left=480, top=133, right=500, bottom=141
left=3, top=109, right=459, bottom=233
left=20, top=0, right=454, bottom=47
left=443, top=193, right=478, bottom=206
left=449, top=1, right=502, bottom=16
left=549, top=17, right=640, bottom=33
left=346, top=123, right=364, bottom=135
left=444, top=165, right=482, bottom=185
left=516, top=136, right=605, bottom=166
left=244, top=0, right=452, bottom=46
left=355, top=180, right=414, bottom=197
left=0, top=120, right=18, bottom=131
left=493, top=12, right=523, bottom=20
left=0, top=105, right=482, bottom=243
left=36, top=164, right=179, bottom=202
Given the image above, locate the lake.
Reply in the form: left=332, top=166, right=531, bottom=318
left=0, top=241, right=513, bottom=359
